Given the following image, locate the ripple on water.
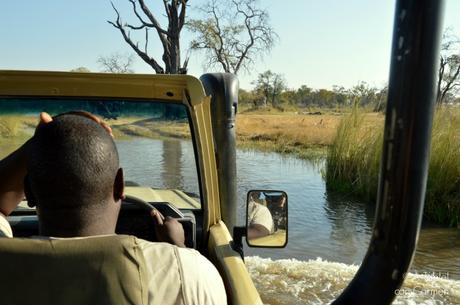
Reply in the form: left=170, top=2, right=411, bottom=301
left=246, top=256, right=460, bottom=305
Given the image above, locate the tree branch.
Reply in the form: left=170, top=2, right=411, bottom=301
left=126, top=0, right=155, bottom=30
left=137, top=0, right=169, bottom=35
left=108, top=2, right=164, bottom=73
left=178, top=0, right=188, bottom=31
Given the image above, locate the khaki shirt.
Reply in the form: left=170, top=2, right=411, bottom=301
left=248, top=200, right=275, bottom=233
left=0, top=214, right=227, bottom=305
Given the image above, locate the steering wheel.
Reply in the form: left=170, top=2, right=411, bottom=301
left=123, top=195, right=156, bottom=213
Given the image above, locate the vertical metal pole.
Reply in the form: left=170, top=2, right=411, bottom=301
left=332, top=0, right=444, bottom=304
left=200, top=73, right=238, bottom=235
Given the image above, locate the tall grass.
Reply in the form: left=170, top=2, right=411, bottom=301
left=425, top=108, right=460, bottom=226
left=326, top=107, right=460, bottom=227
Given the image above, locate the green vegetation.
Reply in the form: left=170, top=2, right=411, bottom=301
left=326, top=107, right=460, bottom=227
left=239, top=78, right=390, bottom=112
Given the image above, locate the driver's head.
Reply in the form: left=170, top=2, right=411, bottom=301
left=25, top=114, right=124, bottom=237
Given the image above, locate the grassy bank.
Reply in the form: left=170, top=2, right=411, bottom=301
left=109, top=117, right=190, bottom=140
left=236, top=113, right=341, bottom=160
left=326, top=107, right=460, bottom=227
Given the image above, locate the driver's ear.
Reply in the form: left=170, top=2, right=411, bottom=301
left=114, top=168, right=125, bottom=202
left=24, top=175, right=37, bottom=208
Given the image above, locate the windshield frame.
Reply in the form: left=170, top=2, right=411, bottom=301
left=0, top=71, right=219, bottom=224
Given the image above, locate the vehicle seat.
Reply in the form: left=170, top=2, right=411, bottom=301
left=0, top=235, right=148, bottom=305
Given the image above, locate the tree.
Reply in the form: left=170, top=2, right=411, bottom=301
left=97, top=52, right=135, bottom=73
left=437, top=29, right=460, bottom=104
left=188, top=0, right=276, bottom=75
left=253, top=70, right=286, bottom=106
left=108, top=0, right=188, bottom=74
left=349, top=82, right=378, bottom=107
left=70, top=67, right=91, bottom=73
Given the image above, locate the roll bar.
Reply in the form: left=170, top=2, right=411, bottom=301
left=332, top=0, right=444, bottom=304
left=199, top=73, right=239, bottom=234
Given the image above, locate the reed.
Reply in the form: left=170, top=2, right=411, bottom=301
left=326, top=107, right=460, bottom=227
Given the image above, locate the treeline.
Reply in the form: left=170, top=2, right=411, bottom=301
left=240, top=76, right=388, bottom=111
left=239, top=70, right=460, bottom=112
left=0, top=99, right=187, bottom=120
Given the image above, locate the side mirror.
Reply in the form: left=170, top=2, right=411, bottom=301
left=246, top=190, right=288, bottom=248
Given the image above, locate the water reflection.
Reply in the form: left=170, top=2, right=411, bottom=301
left=161, top=140, right=184, bottom=190
left=116, top=138, right=199, bottom=197
left=323, top=192, right=374, bottom=262
left=412, top=226, right=460, bottom=279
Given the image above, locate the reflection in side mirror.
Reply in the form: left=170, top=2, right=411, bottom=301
left=246, top=190, right=288, bottom=248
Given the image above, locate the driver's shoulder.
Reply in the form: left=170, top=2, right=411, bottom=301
left=136, top=238, right=227, bottom=305
left=0, top=212, right=13, bottom=238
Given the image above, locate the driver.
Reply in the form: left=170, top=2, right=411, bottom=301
left=0, top=112, right=227, bottom=305
left=247, top=191, right=274, bottom=239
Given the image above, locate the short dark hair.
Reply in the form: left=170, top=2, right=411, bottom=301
left=28, top=114, right=119, bottom=211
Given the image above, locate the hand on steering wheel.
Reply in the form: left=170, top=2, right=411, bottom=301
left=123, top=195, right=186, bottom=248
left=151, top=209, right=186, bottom=248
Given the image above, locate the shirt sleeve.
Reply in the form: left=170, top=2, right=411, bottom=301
left=250, top=204, right=274, bottom=234
left=0, top=212, right=13, bottom=238
left=176, top=247, right=227, bottom=305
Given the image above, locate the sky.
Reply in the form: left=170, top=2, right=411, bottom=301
left=0, top=1, right=459, bottom=90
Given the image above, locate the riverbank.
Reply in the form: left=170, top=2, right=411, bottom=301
left=236, top=112, right=341, bottom=160
left=235, top=111, right=383, bottom=160
left=107, top=112, right=347, bottom=160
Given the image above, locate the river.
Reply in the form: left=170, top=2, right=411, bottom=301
left=117, top=138, right=460, bottom=305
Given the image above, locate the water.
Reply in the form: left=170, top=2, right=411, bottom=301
left=235, top=150, right=460, bottom=278
left=246, top=257, right=460, bottom=305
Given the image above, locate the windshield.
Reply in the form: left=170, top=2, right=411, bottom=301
left=0, top=98, right=201, bottom=209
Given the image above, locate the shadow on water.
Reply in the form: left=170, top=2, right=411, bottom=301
left=322, top=191, right=375, bottom=263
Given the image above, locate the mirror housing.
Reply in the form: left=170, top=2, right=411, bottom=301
left=246, top=190, right=288, bottom=248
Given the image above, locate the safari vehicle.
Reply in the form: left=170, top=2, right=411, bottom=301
left=0, top=0, right=446, bottom=304
left=0, top=70, right=288, bottom=305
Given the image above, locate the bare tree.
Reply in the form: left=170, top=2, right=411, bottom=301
left=108, top=0, right=189, bottom=74
left=188, top=0, right=276, bottom=75
left=437, top=29, right=460, bottom=104
left=97, top=53, right=135, bottom=73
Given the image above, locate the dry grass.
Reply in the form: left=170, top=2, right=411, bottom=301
left=110, top=117, right=190, bottom=140
left=236, top=113, right=383, bottom=159
left=0, top=115, right=36, bottom=139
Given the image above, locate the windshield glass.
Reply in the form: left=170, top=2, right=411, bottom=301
left=0, top=98, right=201, bottom=209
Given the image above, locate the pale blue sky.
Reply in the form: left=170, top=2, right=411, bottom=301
left=0, top=1, right=459, bottom=90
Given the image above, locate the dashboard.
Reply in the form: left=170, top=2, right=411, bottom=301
left=8, top=200, right=199, bottom=249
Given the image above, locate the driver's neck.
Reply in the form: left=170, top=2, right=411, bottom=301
left=36, top=200, right=120, bottom=238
